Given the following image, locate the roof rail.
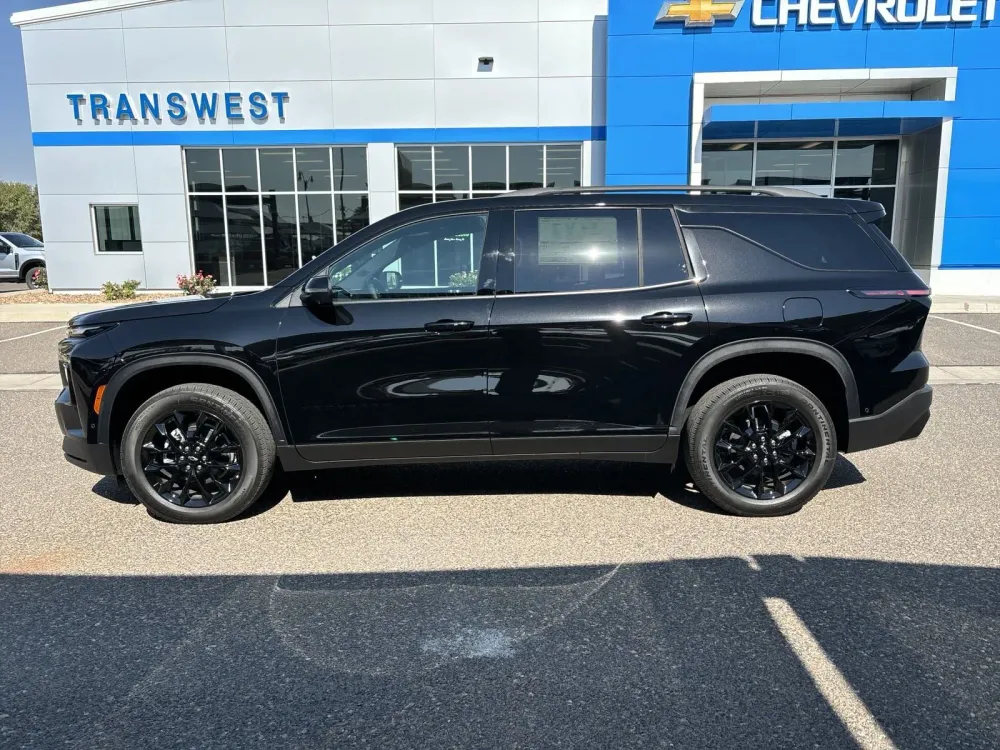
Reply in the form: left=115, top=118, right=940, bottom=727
left=506, top=185, right=819, bottom=198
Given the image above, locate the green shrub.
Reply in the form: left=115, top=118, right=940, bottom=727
left=101, top=279, right=141, bottom=301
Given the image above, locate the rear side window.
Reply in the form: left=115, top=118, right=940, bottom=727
left=513, top=209, right=639, bottom=293
left=686, top=212, right=896, bottom=271
left=641, top=209, right=690, bottom=285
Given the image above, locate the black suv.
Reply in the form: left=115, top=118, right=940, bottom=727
left=55, top=186, right=932, bottom=523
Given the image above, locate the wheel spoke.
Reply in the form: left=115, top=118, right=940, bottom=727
left=140, top=408, right=243, bottom=508
left=712, top=398, right=818, bottom=502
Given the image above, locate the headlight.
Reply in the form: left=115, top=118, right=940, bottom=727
left=67, top=323, right=117, bottom=338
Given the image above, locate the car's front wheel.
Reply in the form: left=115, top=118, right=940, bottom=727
left=120, top=383, right=276, bottom=523
left=684, top=374, right=837, bottom=516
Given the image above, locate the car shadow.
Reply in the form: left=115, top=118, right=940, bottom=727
left=282, top=455, right=866, bottom=515
left=0, top=556, right=996, bottom=748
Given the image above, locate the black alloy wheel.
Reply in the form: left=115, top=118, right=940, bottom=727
left=141, top=410, right=244, bottom=507
left=684, top=374, right=836, bottom=516
left=713, top=401, right=816, bottom=501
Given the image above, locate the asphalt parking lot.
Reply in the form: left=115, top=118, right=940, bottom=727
left=0, top=316, right=998, bottom=748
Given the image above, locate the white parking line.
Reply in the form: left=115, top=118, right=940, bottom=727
left=929, top=315, right=1000, bottom=337
left=764, top=597, right=897, bottom=750
left=0, top=325, right=63, bottom=344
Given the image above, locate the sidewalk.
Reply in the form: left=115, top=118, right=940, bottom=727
left=0, top=294, right=995, bottom=323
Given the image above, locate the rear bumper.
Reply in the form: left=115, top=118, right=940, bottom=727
left=846, top=384, right=932, bottom=453
left=55, top=387, right=116, bottom=476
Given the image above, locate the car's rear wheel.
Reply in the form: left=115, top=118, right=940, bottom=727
left=684, top=375, right=837, bottom=516
left=120, top=383, right=276, bottom=523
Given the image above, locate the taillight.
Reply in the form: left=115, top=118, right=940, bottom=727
left=849, top=289, right=931, bottom=298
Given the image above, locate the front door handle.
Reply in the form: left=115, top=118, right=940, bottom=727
left=424, top=319, right=474, bottom=332
left=641, top=311, right=693, bottom=328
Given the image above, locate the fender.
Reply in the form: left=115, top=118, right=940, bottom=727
left=97, top=353, right=288, bottom=446
left=668, top=338, right=861, bottom=433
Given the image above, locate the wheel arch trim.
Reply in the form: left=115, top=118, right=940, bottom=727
left=669, top=338, right=860, bottom=433
left=97, top=353, right=287, bottom=446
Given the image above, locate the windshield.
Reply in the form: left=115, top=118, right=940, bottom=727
left=1, top=233, right=43, bottom=248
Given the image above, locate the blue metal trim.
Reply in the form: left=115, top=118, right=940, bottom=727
left=33, top=126, right=608, bottom=147
left=704, top=100, right=957, bottom=125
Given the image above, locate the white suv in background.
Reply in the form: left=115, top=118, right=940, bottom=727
left=0, top=233, right=46, bottom=289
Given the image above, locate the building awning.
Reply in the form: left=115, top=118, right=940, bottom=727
left=702, top=100, right=958, bottom=139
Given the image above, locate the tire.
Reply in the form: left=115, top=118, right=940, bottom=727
left=684, top=375, right=837, bottom=516
left=24, top=266, right=43, bottom=290
left=120, top=383, right=276, bottom=524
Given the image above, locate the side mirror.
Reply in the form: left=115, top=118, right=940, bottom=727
left=300, top=274, right=333, bottom=306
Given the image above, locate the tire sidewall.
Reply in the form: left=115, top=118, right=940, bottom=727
left=694, top=382, right=836, bottom=515
left=25, top=267, right=41, bottom=290
left=121, top=390, right=262, bottom=524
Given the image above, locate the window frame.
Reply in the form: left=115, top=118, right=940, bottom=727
left=183, top=146, right=371, bottom=290
left=292, top=209, right=500, bottom=306
left=495, top=206, right=700, bottom=298
left=91, top=202, right=143, bottom=255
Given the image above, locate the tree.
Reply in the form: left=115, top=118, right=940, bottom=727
left=0, top=182, right=43, bottom=239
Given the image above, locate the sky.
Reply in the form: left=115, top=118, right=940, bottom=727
left=1, top=0, right=57, bottom=185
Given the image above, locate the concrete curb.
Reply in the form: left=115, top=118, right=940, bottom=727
left=930, top=296, right=1000, bottom=314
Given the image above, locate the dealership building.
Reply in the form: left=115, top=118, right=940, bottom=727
left=11, top=0, right=1000, bottom=294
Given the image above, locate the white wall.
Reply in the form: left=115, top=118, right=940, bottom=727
left=20, top=0, right=609, bottom=290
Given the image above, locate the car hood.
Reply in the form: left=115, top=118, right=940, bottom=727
left=69, top=294, right=232, bottom=327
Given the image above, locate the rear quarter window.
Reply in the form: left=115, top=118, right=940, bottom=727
left=683, top=212, right=896, bottom=272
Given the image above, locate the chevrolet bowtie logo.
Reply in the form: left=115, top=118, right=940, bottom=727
left=655, top=0, right=745, bottom=26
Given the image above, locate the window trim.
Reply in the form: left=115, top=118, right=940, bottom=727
left=91, top=202, right=143, bottom=256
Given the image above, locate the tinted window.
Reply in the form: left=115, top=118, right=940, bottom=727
left=640, top=209, right=690, bottom=285
left=755, top=142, right=832, bottom=186
left=222, top=149, right=259, bottom=193
left=698, top=212, right=895, bottom=271
left=326, top=213, right=488, bottom=300
left=93, top=205, right=142, bottom=253
left=701, top=143, right=752, bottom=186
left=1, top=233, right=43, bottom=248
left=513, top=209, right=639, bottom=293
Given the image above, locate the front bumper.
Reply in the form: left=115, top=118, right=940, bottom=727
left=55, top=387, right=116, bottom=476
left=846, top=384, right=932, bottom=453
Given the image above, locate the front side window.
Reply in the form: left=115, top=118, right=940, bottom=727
left=93, top=205, right=142, bottom=253
left=1, top=233, right=43, bottom=249
left=513, top=209, right=639, bottom=294
left=325, top=213, right=489, bottom=300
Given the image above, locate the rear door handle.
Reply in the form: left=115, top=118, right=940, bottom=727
left=641, top=311, right=693, bottom=328
left=424, top=319, right=474, bottom=332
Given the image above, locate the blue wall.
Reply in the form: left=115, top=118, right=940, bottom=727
left=606, top=0, right=1000, bottom=268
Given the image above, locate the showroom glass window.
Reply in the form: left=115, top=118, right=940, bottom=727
left=700, top=139, right=899, bottom=240
left=397, top=144, right=583, bottom=209
left=184, top=147, right=370, bottom=288
left=93, top=205, right=142, bottom=253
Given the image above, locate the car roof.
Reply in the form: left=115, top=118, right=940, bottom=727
left=394, top=188, right=883, bottom=220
